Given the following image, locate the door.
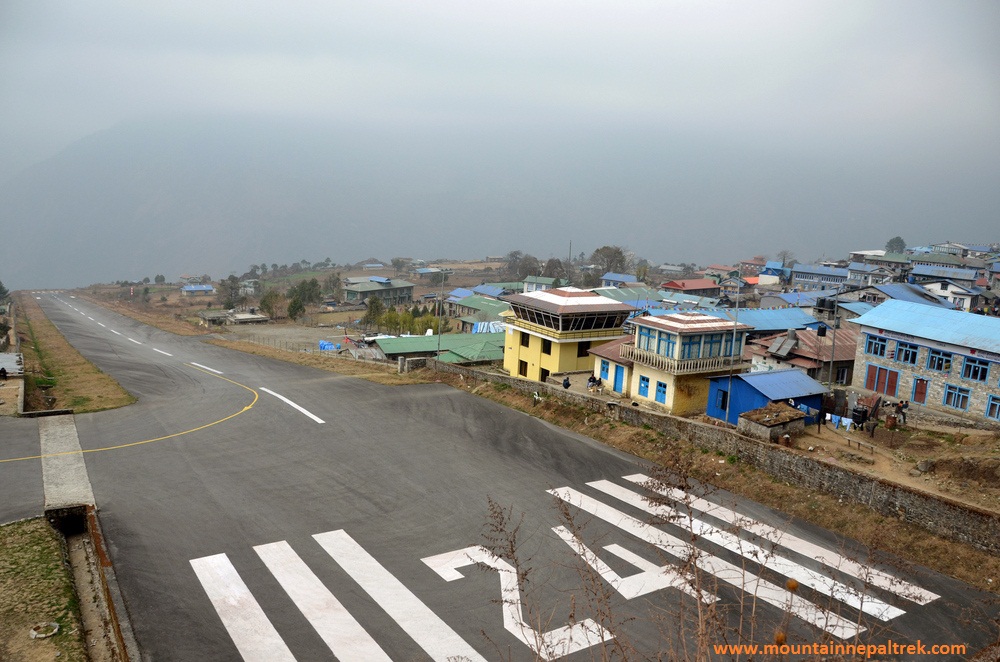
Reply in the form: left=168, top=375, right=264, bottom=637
left=865, top=365, right=899, bottom=397
left=613, top=365, right=625, bottom=393
left=913, top=378, right=928, bottom=404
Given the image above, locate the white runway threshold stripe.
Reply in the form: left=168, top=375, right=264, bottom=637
left=190, top=362, right=223, bottom=374
left=621, top=474, right=939, bottom=605
left=152, top=348, right=173, bottom=356
left=314, top=530, right=487, bottom=662
left=549, top=487, right=866, bottom=639
left=190, top=553, right=296, bottom=662
left=254, top=541, right=392, bottom=661
left=260, top=388, right=325, bottom=424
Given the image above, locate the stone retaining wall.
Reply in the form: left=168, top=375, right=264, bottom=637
left=428, top=360, right=1000, bottom=554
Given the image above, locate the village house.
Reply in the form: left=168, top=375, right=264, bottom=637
left=660, top=278, right=722, bottom=298
left=849, top=300, right=1000, bottom=422
left=344, top=276, right=415, bottom=307
left=617, top=311, right=752, bottom=415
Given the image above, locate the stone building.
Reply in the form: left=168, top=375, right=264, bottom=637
left=848, top=300, right=1000, bottom=423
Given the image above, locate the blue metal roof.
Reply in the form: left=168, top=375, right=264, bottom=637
left=601, top=272, right=636, bottom=283
left=472, top=284, right=507, bottom=298
left=849, top=299, right=1000, bottom=354
left=698, top=307, right=818, bottom=332
left=414, top=267, right=440, bottom=274
left=369, top=276, right=391, bottom=284
left=445, top=287, right=474, bottom=303
left=871, top=283, right=954, bottom=308
left=731, top=369, right=828, bottom=400
left=911, top=264, right=979, bottom=280
left=181, top=284, right=214, bottom=292
left=765, top=291, right=826, bottom=306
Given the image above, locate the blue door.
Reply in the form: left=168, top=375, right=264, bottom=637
left=613, top=365, right=624, bottom=393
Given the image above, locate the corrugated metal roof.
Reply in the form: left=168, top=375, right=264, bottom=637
left=762, top=291, right=826, bottom=306
left=437, top=339, right=505, bottom=363
left=591, top=286, right=664, bottom=303
left=523, top=275, right=556, bottom=284
left=346, top=279, right=415, bottom=292
left=661, top=278, right=721, bottom=291
left=656, top=292, right=721, bottom=308
left=472, top=285, right=508, bottom=298
left=871, top=283, right=954, bottom=308
left=375, top=332, right=505, bottom=356
left=699, top=308, right=818, bottom=332
left=736, top=369, right=829, bottom=400
left=910, top=264, right=979, bottom=280
left=181, top=284, right=215, bottom=292
left=587, top=335, right=634, bottom=365
left=601, top=272, right=637, bottom=282
left=849, top=299, right=1000, bottom=353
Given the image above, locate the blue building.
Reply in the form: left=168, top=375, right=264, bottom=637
left=707, top=368, right=828, bottom=426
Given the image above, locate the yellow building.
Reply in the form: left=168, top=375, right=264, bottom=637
left=617, top=312, right=752, bottom=415
left=502, top=288, right=635, bottom=383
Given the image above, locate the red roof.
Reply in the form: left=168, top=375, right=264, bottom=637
left=660, top=278, right=721, bottom=292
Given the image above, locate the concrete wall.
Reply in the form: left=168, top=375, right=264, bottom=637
left=429, top=360, right=1000, bottom=554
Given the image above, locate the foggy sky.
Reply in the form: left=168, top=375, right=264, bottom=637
left=2, top=1, right=998, bottom=287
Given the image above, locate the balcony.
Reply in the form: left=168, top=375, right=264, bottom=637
left=620, top=344, right=749, bottom=375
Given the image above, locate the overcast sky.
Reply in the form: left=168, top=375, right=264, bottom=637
left=2, top=1, right=998, bottom=279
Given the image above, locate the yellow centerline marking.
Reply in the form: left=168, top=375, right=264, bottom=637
left=0, top=364, right=259, bottom=465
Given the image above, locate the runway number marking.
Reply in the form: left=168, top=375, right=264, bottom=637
left=192, top=476, right=939, bottom=660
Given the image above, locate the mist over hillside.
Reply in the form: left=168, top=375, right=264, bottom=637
left=3, top=115, right=997, bottom=290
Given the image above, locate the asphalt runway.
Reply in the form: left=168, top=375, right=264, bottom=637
left=0, top=292, right=996, bottom=660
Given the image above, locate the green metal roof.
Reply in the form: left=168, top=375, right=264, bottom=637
left=482, top=281, right=523, bottom=290
left=437, top=338, right=506, bottom=363
left=523, top=276, right=557, bottom=285
left=455, top=295, right=511, bottom=317
left=375, top=332, right=505, bottom=356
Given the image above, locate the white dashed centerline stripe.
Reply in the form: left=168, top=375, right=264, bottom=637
left=260, top=388, right=325, bottom=424
left=190, top=554, right=296, bottom=662
left=98, top=323, right=106, bottom=328
left=110, top=330, right=122, bottom=335
left=153, top=348, right=173, bottom=357
left=254, top=540, right=393, bottom=661
left=87, top=316, right=94, bottom=321
left=190, top=363, right=223, bottom=375
left=314, top=530, right=486, bottom=662
left=128, top=338, right=142, bottom=345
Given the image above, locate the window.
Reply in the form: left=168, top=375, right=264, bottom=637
left=638, top=375, right=650, bottom=397
left=576, top=341, right=590, bottom=358
left=987, top=395, right=1000, bottom=421
left=865, top=335, right=887, bottom=357
left=657, top=332, right=676, bottom=358
left=681, top=335, right=702, bottom=360
left=715, top=388, right=728, bottom=411
left=638, top=327, right=655, bottom=351
left=655, top=381, right=667, bottom=404
left=704, top=334, right=723, bottom=357
left=926, top=349, right=952, bottom=372
left=518, top=360, right=528, bottom=377
left=943, top=384, right=970, bottom=410
left=724, top=332, right=744, bottom=357
left=835, top=367, right=848, bottom=384
left=962, top=357, right=990, bottom=382
left=541, top=339, right=552, bottom=355
left=520, top=332, right=530, bottom=348
left=600, top=360, right=609, bottom=379
left=895, top=342, right=919, bottom=365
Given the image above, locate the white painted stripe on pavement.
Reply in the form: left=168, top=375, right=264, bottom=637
left=190, top=362, right=223, bottom=374
left=190, top=553, right=296, bottom=662
left=589, top=480, right=904, bottom=620
left=128, top=338, right=142, bottom=345
left=549, top=487, right=864, bottom=639
left=98, top=323, right=106, bottom=327
left=255, top=541, right=392, bottom=661
left=87, top=316, right=94, bottom=320
left=153, top=348, right=173, bottom=356
left=622, top=474, right=939, bottom=604
left=260, top=388, right=325, bottom=424
left=111, top=330, right=122, bottom=335
left=314, top=530, right=486, bottom=662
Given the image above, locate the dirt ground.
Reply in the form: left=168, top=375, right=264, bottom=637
left=0, top=519, right=89, bottom=662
